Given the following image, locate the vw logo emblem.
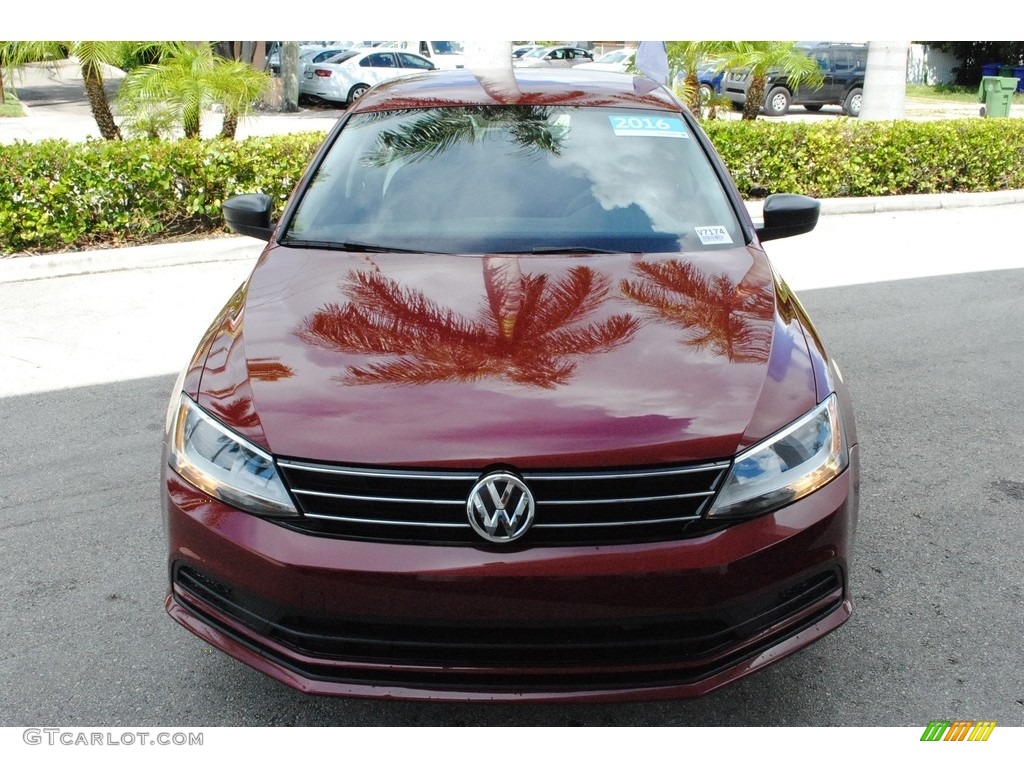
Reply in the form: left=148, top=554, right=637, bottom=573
left=467, top=472, right=535, bottom=544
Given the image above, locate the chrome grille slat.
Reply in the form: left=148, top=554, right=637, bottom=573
left=534, top=514, right=707, bottom=529
left=303, top=513, right=467, bottom=528
left=293, top=489, right=464, bottom=506
left=277, top=459, right=730, bottom=546
left=541, top=490, right=715, bottom=506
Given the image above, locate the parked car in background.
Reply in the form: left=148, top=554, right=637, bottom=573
left=723, top=41, right=867, bottom=116
left=694, top=58, right=727, bottom=101
left=514, top=45, right=594, bottom=68
left=393, top=40, right=466, bottom=69
left=299, top=48, right=435, bottom=104
left=166, top=67, right=859, bottom=703
left=265, top=41, right=360, bottom=76
left=512, top=44, right=544, bottom=59
left=671, top=58, right=727, bottom=103
left=573, top=47, right=636, bottom=73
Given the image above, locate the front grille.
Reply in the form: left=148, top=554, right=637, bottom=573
left=174, top=565, right=844, bottom=692
left=276, top=459, right=730, bottom=545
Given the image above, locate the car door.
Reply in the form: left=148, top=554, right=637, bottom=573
left=397, top=52, right=436, bottom=72
left=571, top=48, right=594, bottom=65
left=796, top=49, right=835, bottom=104
left=359, top=51, right=401, bottom=86
left=546, top=48, right=569, bottom=67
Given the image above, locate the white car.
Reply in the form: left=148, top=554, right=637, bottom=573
left=573, top=47, right=637, bottom=73
left=513, top=46, right=595, bottom=68
left=300, top=48, right=436, bottom=104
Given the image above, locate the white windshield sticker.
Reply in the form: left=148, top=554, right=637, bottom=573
left=609, top=115, right=688, bottom=138
left=695, top=226, right=733, bottom=245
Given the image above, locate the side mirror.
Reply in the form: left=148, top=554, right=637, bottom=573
left=756, top=193, right=820, bottom=242
left=223, top=194, right=275, bottom=241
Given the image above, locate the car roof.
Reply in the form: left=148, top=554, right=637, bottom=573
left=322, top=47, right=426, bottom=64
left=349, top=68, right=682, bottom=114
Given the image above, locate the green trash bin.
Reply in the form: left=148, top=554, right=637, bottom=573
left=978, top=76, right=1019, bottom=117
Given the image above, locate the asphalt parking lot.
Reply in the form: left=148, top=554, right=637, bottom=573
left=1, top=59, right=1022, bottom=729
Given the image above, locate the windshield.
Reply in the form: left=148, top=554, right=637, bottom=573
left=283, top=106, right=743, bottom=254
left=430, top=41, right=464, bottom=55
left=523, top=47, right=551, bottom=59
left=598, top=51, right=633, bottom=64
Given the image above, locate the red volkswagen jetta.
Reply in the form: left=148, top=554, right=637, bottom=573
left=162, top=68, right=859, bottom=702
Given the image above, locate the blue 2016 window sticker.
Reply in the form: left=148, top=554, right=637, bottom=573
left=609, top=115, right=689, bottom=138
left=695, top=226, right=733, bottom=245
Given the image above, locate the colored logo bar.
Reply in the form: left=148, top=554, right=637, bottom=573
left=921, top=721, right=997, bottom=741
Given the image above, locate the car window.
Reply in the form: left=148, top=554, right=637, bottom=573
left=327, top=50, right=360, bottom=64
left=284, top=106, right=743, bottom=254
left=833, top=50, right=853, bottom=73
left=398, top=53, right=434, bottom=70
left=813, top=52, right=830, bottom=70
left=312, top=49, right=345, bottom=63
left=430, top=41, right=463, bottom=55
left=362, top=53, right=397, bottom=68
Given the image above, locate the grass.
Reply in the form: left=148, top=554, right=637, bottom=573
left=907, top=83, right=1024, bottom=104
left=0, top=90, right=26, bottom=117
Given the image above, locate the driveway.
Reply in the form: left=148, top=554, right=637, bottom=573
left=1, top=204, right=1022, bottom=728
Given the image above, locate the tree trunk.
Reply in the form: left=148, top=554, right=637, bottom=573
left=81, top=64, right=121, bottom=140
left=743, top=76, right=766, bottom=121
left=220, top=109, right=238, bottom=139
left=183, top=107, right=201, bottom=139
left=685, top=72, right=700, bottom=113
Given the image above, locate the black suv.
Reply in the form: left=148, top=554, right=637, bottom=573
left=723, top=42, right=867, bottom=117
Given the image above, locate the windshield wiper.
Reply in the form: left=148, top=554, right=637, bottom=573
left=529, top=245, right=620, bottom=254
left=282, top=238, right=432, bottom=254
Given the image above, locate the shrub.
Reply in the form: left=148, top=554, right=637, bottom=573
left=3, top=119, right=1024, bottom=255
left=704, top=119, right=1024, bottom=198
left=0, top=132, right=325, bottom=254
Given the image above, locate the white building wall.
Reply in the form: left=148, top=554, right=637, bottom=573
left=908, top=44, right=958, bottom=85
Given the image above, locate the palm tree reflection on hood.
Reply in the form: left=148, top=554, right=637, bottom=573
left=621, top=259, right=773, bottom=363
left=362, top=105, right=568, bottom=167
left=297, top=263, right=640, bottom=389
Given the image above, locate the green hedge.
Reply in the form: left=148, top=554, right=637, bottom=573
left=2, top=119, right=1024, bottom=255
left=705, top=119, right=1024, bottom=197
left=0, top=133, right=326, bottom=255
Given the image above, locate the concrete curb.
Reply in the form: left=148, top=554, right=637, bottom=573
left=3, top=189, right=1023, bottom=284
left=742, top=188, right=1024, bottom=218
left=0, top=236, right=261, bottom=284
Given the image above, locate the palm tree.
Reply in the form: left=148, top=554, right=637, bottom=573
left=718, top=41, right=824, bottom=121
left=0, top=40, right=126, bottom=138
left=620, top=259, right=774, bottom=363
left=664, top=41, right=725, bottom=115
left=297, top=264, right=640, bottom=389
left=0, top=41, right=14, bottom=104
left=118, top=42, right=270, bottom=139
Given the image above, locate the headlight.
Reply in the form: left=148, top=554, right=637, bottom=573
left=168, top=394, right=298, bottom=518
left=708, top=394, right=848, bottom=520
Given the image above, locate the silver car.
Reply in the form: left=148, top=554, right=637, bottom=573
left=300, top=48, right=435, bottom=104
left=513, top=46, right=594, bottom=68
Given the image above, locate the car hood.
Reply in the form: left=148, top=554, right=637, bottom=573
left=195, top=246, right=817, bottom=469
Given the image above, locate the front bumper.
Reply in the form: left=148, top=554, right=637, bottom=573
left=164, top=447, right=858, bottom=703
